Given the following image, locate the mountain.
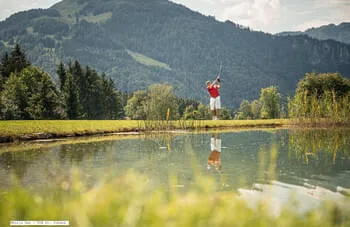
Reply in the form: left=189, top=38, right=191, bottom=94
left=0, top=0, right=350, bottom=107
left=277, top=23, right=350, bottom=45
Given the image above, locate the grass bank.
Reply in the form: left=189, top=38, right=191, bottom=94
left=0, top=119, right=290, bottom=143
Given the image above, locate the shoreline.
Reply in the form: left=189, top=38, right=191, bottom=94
left=0, top=119, right=348, bottom=144
left=0, top=119, right=289, bottom=143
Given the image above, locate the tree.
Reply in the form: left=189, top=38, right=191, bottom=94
left=125, top=90, right=148, bottom=120
left=197, top=104, right=211, bottom=120
left=289, top=73, right=350, bottom=122
left=296, top=73, right=350, bottom=99
left=0, top=44, right=30, bottom=90
left=145, top=84, right=179, bottom=120
left=84, top=67, right=100, bottom=119
left=0, top=66, right=61, bottom=120
left=26, top=71, right=61, bottom=119
left=239, top=100, right=252, bottom=119
left=220, top=107, right=232, bottom=120
left=251, top=100, right=262, bottom=119
left=0, top=52, right=10, bottom=90
left=259, top=86, right=281, bottom=119
left=60, top=60, right=124, bottom=120
left=0, top=74, right=27, bottom=119
left=126, top=84, right=180, bottom=120
left=9, top=44, right=30, bottom=74
left=177, top=98, right=200, bottom=117
left=183, top=105, right=199, bottom=120
left=57, top=61, right=66, bottom=92
left=63, top=73, right=82, bottom=119
left=69, top=60, right=86, bottom=117
left=101, top=76, right=123, bottom=119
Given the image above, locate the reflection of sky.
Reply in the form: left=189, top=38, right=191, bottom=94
left=239, top=180, right=348, bottom=216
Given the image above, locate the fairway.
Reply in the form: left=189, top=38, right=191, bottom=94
left=0, top=119, right=290, bottom=142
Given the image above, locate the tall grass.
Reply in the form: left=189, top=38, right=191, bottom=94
left=1, top=169, right=349, bottom=227
left=288, top=90, right=350, bottom=126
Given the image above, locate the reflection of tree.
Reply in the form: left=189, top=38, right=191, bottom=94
left=58, top=141, right=111, bottom=165
left=0, top=150, right=45, bottom=180
left=288, top=129, right=350, bottom=165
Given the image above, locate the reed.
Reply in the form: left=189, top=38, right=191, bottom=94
left=288, top=90, right=350, bottom=126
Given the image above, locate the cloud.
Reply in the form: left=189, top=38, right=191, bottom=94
left=293, top=0, right=350, bottom=31
left=0, top=0, right=59, bottom=21
left=219, top=0, right=281, bottom=31
left=314, top=0, right=350, bottom=8
left=312, top=0, right=350, bottom=16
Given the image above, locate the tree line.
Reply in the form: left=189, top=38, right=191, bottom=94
left=235, top=72, right=350, bottom=124
left=1, top=0, right=350, bottom=108
left=0, top=44, right=224, bottom=121
left=0, top=44, right=123, bottom=120
left=1, top=45, right=349, bottom=123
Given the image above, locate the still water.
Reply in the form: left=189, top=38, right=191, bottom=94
left=0, top=128, right=349, bottom=210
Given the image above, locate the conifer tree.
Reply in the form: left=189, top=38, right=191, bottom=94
left=57, top=62, right=66, bottom=92
left=0, top=52, right=10, bottom=90
left=63, top=73, right=82, bottom=119
left=9, top=44, right=30, bottom=74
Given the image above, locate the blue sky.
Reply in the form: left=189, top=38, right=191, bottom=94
left=0, top=0, right=349, bottom=33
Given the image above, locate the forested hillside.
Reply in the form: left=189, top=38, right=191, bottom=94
left=278, top=23, right=350, bottom=45
left=0, top=0, right=349, bottom=107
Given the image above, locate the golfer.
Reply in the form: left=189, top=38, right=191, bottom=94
left=206, top=76, right=222, bottom=120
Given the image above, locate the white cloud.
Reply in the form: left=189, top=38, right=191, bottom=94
left=314, top=0, right=350, bottom=8
left=0, top=0, right=349, bottom=33
left=0, top=0, right=60, bottom=21
left=219, top=0, right=281, bottom=31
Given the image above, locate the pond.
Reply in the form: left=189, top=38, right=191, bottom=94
left=0, top=128, right=349, bottom=213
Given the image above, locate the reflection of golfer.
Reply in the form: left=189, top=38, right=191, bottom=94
left=207, top=133, right=222, bottom=171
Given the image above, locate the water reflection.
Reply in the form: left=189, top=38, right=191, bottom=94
left=0, top=129, right=349, bottom=194
left=288, top=129, right=350, bottom=165
left=207, top=133, right=222, bottom=172
left=239, top=180, right=347, bottom=217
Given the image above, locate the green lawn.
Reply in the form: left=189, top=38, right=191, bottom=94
left=0, top=119, right=290, bottom=139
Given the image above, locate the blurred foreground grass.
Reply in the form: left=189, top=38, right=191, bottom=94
left=1, top=170, right=349, bottom=227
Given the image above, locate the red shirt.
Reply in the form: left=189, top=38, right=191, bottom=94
left=207, top=85, right=220, bottom=98
left=208, top=151, right=221, bottom=165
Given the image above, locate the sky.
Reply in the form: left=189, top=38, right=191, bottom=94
left=0, top=0, right=349, bottom=34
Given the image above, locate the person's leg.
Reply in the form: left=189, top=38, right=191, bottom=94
left=210, top=98, right=216, bottom=120
left=215, top=96, right=221, bottom=120
left=211, top=110, right=216, bottom=120
left=216, top=109, right=220, bottom=120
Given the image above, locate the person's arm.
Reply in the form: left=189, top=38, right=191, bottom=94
left=216, top=77, right=222, bottom=89
left=209, top=78, right=218, bottom=88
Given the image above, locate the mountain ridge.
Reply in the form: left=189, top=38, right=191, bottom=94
left=0, top=0, right=349, bottom=107
left=277, top=22, right=350, bottom=45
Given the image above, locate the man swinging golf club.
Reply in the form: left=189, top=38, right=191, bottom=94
left=206, top=76, right=222, bottom=120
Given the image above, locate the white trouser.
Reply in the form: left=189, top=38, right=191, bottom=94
left=210, top=96, right=221, bottom=111
left=211, top=137, right=222, bottom=152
